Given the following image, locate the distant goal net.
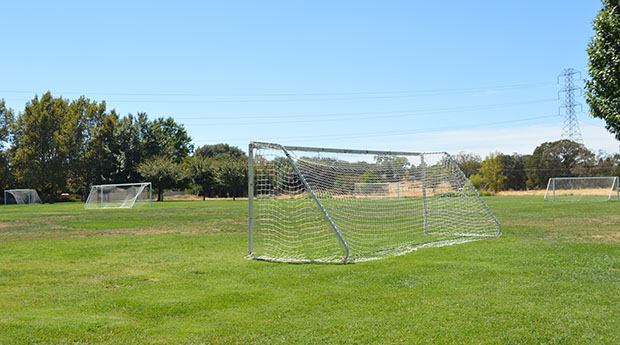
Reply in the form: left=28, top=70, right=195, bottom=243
left=4, top=189, right=42, bottom=205
left=248, top=142, right=501, bottom=263
left=544, top=177, right=620, bottom=202
left=85, top=182, right=152, bottom=209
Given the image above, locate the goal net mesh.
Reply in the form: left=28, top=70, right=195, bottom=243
left=85, top=183, right=151, bottom=209
left=249, top=142, right=500, bottom=263
left=545, top=177, right=620, bottom=202
left=4, top=189, right=42, bottom=205
left=354, top=182, right=402, bottom=199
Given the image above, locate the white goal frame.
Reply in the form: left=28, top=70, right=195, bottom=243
left=84, top=182, right=152, bottom=209
left=544, top=176, right=620, bottom=201
left=4, top=189, right=42, bottom=205
left=248, top=141, right=501, bottom=263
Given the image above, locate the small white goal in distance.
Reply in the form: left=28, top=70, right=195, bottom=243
left=4, top=189, right=42, bottom=205
left=544, top=177, right=620, bottom=201
left=85, top=182, right=152, bottom=209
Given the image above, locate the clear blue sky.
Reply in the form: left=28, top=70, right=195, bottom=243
left=1, top=0, right=616, bottom=157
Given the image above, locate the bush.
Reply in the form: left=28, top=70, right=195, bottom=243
left=469, top=173, right=483, bottom=190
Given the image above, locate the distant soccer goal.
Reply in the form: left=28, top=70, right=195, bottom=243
left=4, top=189, right=42, bottom=205
left=248, top=141, right=501, bottom=263
left=85, top=182, right=152, bottom=209
left=544, top=177, right=620, bottom=202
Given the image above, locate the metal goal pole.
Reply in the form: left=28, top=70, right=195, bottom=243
left=421, top=154, right=429, bottom=235
left=248, top=143, right=254, bottom=257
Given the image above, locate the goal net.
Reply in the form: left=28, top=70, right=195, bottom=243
left=84, top=182, right=152, bottom=209
left=354, top=182, right=402, bottom=199
left=4, top=189, right=42, bottom=205
left=544, top=177, right=620, bottom=202
left=248, top=142, right=501, bottom=263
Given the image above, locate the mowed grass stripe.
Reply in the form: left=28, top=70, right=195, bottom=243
left=0, top=197, right=618, bottom=344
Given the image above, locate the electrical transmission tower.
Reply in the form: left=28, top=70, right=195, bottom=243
left=557, top=68, right=584, bottom=144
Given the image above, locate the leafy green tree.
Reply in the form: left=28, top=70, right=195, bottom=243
left=82, top=109, right=118, bottom=187
left=359, top=170, right=379, bottom=183
left=526, top=140, right=595, bottom=189
left=108, top=113, right=150, bottom=183
left=478, top=152, right=506, bottom=193
left=374, top=155, right=410, bottom=180
left=144, top=117, right=193, bottom=162
left=454, top=152, right=482, bottom=178
left=65, top=97, right=117, bottom=195
left=216, top=157, right=247, bottom=200
left=586, top=0, right=620, bottom=141
left=0, top=99, right=14, bottom=196
left=469, top=173, right=483, bottom=190
left=592, top=152, right=620, bottom=176
left=195, top=143, right=245, bottom=159
left=136, top=156, right=187, bottom=201
left=499, top=153, right=527, bottom=190
left=188, top=155, right=216, bottom=199
left=11, top=92, right=72, bottom=202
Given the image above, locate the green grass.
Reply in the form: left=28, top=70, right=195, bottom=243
left=0, top=197, right=618, bottom=344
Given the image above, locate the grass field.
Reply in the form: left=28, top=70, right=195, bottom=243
left=0, top=197, right=618, bottom=344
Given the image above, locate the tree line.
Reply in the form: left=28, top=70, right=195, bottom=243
left=454, top=139, right=620, bottom=192
left=0, top=93, right=247, bottom=203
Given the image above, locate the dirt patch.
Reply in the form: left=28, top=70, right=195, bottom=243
left=41, top=215, right=77, bottom=220
left=67, top=227, right=222, bottom=238
left=497, top=188, right=618, bottom=197
left=165, top=195, right=249, bottom=201
left=0, top=222, right=26, bottom=229
left=497, top=190, right=546, bottom=196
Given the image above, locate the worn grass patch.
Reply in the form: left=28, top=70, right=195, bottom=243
left=0, top=197, right=618, bottom=344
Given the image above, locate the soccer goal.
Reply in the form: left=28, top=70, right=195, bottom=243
left=544, top=177, right=620, bottom=202
left=248, top=141, right=501, bottom=263
left=84, top=182, right=152, bottom=209
left=4, top=189, right=42, bottom=205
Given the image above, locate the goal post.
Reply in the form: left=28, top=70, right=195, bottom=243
left=84, top=182, right=152, bottom=209
left=544, top=176, right=620, bottom=201
left=248, top=141, right=501, bottom=263
left=4, top=189, right=42, bottom=205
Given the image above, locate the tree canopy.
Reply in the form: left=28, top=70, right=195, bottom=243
left=586, top=0, right=620, bottom=141
left=2, top=93, right=193, bottom=202
left=478, top=152, right=506, bottom=193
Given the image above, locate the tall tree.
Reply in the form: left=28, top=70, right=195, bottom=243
left=108, top=113, right=150, bottom=183
left=526, top=140, right=595, bottom=189
left=499, top=153, right=527, bottom=191
left=0, top=99, right=14, bottom=194
left=478, top=152, right=506, bottom=193
left=144, top=117, right=193, bottom=162
left=136, top=156, right=187, bottom=201
left=65, top=97, right=117, bottom=195
left=11, top=93, right=72, bottom=202
left=374, top=155, right=410, bottom=180
left=217, top=157, right=247, bottom=200
left=188, top=155, right=217, bottom=199
left=453, top=152, right=482, bottom=178
left=586, top=0, right=620, bottom=141
left=195, top=143, right=245, bottom=159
